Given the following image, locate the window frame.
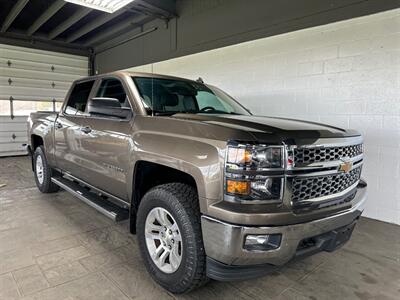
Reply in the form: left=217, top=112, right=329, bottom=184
left=62, top=79, right=96, bottom=117
left=61, top=77, right=135, bottom=122
left=94, top=77, right=129, bottom=107
left=84, top=76, right=134, bottom=122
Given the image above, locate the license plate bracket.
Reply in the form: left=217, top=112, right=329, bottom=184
left=322, top=221, right=357, bottom=252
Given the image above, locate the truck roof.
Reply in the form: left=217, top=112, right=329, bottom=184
left=75, top=71, right=201, bottom=84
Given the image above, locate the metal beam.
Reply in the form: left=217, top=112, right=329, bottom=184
left=126, top=7, right=168, bottom=21
left=1, top=0, right=29, bottom=33
left=84, top=15, right=148, bottom=47
left=48, top=7, right=92, bottom=40
left=95, top=26, right=158, bottom=55
left=133, top=0, right=177, bottom=19
left=0, top=31, right=90, bottom=56
left=27, top=0, right=66, bottom=36
left=65, top=9, right=126, bottom=43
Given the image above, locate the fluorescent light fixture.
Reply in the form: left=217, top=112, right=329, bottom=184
left=65, top=0, right=135, bottom=13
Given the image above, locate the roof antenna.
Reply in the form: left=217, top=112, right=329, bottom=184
left=151, top=63, right=154, bottom=117
left=196, top=77, right=204, bottom=83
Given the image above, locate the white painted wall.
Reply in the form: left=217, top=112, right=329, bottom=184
left=127, top=9, right=400, bottom=225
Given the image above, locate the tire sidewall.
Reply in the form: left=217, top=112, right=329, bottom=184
left=137, top=188, right=202, bottom=292
left=33, top=146, right=52, bottom=192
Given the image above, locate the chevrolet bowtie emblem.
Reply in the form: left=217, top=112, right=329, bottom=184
left=339, top=160, right=353, bottom=173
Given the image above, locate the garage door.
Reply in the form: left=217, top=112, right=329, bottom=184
left=0, top=44, right=88, bottom=157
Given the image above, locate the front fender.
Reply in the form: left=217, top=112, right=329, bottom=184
left=127, top=131, right=226, bottom=211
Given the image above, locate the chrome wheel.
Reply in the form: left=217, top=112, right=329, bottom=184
left=35, top=155, right=44, bottom=185
left=145, top=207, right=183, bottom=273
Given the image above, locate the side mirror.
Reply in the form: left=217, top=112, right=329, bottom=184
left=87, top=97, right=132, bottom=119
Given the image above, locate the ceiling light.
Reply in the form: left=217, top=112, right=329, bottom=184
left=65, top=0, right=135, bottom=13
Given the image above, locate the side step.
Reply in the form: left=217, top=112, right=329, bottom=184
left=51, top=176, right=129, bottom=222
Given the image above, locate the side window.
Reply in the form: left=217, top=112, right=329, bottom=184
left=96, top=78, right=130, bottom=108
left=65, top=80, right=95, bottom=115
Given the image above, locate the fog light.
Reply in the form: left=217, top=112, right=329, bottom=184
left=244, top=234, right=281, bottom=251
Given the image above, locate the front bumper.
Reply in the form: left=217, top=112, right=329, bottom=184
left=201, top=185, right=367, bottom=279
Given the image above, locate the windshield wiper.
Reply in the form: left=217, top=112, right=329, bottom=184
left=196, top=111, right=243, bottom=115
left=151, top=111, right=243, bottom=116
left=153, top=111, right=178, bottom=116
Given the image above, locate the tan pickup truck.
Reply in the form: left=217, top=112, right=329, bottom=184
left=27, top=71, right=367, bottom=293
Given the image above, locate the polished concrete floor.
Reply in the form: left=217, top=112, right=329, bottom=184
left=0, top=156, right=399, bottom=300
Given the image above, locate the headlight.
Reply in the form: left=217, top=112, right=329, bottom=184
left=227, top=145, right=283, bottom=169
left=224, top=143, right=284, bottom=203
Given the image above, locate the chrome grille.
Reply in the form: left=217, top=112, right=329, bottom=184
left=293, top=144, right=363, bottom=165
left=291, top=166, right=362, bottom=203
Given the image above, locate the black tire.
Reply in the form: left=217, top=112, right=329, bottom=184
left=137, top=183, right=208, bottom=294
left=33, top=146, right=59, bottom=193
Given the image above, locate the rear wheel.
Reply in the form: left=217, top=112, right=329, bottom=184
left=137, top=183, right=208, bottom=294
left=33, top=146, right=59, bottom=193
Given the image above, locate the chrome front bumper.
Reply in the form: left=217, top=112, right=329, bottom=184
left=201, top=185, right=367, bottom=266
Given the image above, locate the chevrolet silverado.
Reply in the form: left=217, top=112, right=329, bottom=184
left=27, top=71, right=367, bottom=293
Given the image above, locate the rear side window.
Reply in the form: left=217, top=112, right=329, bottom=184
left=64, top=80, right=95, bottom=115
left=96, top=78, right=130, bottom=108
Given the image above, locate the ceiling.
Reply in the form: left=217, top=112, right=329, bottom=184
left=0, top=0, right=176, bottom=55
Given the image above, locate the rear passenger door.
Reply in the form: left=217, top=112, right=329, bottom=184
left=54, top=79, right=96, bottom=176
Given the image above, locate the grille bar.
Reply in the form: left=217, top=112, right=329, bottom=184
left=293, top=144, right=363, bottom=165
left=291, top=165, right=362, bottom=203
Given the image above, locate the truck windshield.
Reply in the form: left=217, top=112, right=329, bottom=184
left=132, top=77, right=250, bottom=116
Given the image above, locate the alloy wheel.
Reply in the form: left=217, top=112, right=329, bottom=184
left=144, top=207, right=183, bottom=273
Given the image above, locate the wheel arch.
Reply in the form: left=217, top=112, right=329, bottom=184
left=129, top=160, right=200, bottom=234
left=28, top=134, right=45, bottom=171
left=31, top=134, right=44, bottom=150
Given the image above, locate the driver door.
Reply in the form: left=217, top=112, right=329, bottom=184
left=73, top=77, right=134, bottom=200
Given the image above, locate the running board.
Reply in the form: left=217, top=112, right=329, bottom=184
left=51, top=177, right=129, bottom=222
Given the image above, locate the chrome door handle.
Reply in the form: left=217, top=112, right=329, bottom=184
left=80, top=126, right=92, bottom=134
left=55, top=122, right=63, bottom=129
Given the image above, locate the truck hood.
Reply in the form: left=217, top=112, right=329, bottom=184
left=171, top=113, right=360, bottom=143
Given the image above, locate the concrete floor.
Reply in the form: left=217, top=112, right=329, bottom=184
left=0, top=156, right=399, bottom=300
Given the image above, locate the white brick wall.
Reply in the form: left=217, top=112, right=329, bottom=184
left=128, top=9, right=400, bottom=225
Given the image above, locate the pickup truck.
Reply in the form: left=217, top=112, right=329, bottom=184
left=27, top=71, right=367, bottom=294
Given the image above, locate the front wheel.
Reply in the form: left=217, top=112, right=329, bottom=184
left=33, top=146, right=59, bottom=193
left=137, top=183, right=208, bottom=294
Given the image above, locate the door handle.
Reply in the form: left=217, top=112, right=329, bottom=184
left=55, top=122, right=63, bottom=129
left=80, top=126, right=92, bottom=134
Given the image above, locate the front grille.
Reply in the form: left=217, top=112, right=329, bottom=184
left=293, top=144, right=363, bottom=165
left=291, top=166, right=362, bottom=203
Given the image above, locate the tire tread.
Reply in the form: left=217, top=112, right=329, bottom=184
left=33, top=146, right=59, bottom=193
left=137, top=183, right=208, bottom=293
